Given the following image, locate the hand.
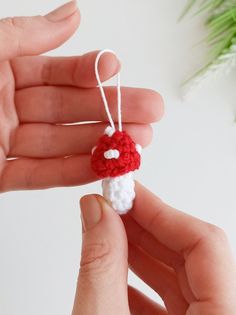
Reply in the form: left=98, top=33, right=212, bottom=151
left=0, top=1, right=163, bottom=192
left=73, top=182, right=236, bottom=315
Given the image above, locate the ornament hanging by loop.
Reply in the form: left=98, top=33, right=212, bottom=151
left=91, top=49, right=142, bottom=214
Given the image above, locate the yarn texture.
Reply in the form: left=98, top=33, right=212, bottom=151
left=91, top=49, right=142, bottom=214
left=102, top=172, right=135, bottom=215
left=91, top=130, right=141, bottom=178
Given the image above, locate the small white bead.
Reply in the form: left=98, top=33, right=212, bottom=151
left=135, top=144, right=142, bottom=154
left=104, top=149, right=120, bottom=159
left=104, top=126, right=115, bottom=137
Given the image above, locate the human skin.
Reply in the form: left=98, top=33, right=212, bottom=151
left=1, top=2, right=235, bottom=315
left=74, top=183, right=236, bottom=315
left=0, top=1, right=163, bottom=192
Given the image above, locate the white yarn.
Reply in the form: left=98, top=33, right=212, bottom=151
left=135, top=144, right=142, bottom=154
left=104, top=149, right=120, bottom=159
left=102, top=172, right=135, bottom=215
left=95, top=49, right=122, bottom=132
left=104, top=125, right=115, bottom=137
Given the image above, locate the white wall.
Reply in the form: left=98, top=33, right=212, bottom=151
left=0, top=0, right=235, bottom=314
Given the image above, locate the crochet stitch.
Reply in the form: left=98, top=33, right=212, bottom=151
left=102, top=172, right=135, bottom=214
left=91, top=49, right=142, bottom=214
left=91, top=130, right=141, bottom=178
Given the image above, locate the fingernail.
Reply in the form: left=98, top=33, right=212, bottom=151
left=46, top=1, right=78, bottom=22
left=80, top=195, right=102, bottom=231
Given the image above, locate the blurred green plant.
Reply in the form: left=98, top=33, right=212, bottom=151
left=181, top=0, right=236, bottom=87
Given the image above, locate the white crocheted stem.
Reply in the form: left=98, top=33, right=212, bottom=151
left=102, top=172, right=135, bottom=215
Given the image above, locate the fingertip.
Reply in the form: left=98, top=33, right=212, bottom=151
left=45, top=1, right=80, bottom=22
left=125, top=124, right=153, bottom=148
left=45, top=8, right=81, bottom=53
left=143, top=124, right=153, bottom=147
left=98, top=51, right=121, bottom=82
left=80, top=193, right=97, bottom=208
left=134, top=181, right=162, bottom=203
left=80, top=194, right=116, bottom=216
left=146, top=89, right=165, bottom=122
left=71, top=51, right=121, bottom=87
left=57, top=6, right=81, bottom=31
left=80, top=194, right=102, bottom=231
left=95, top=194, right=120, bottom=216
left=80, top=194, right=126, bottom=245
left=44, top=1, right=81, bottom=44
left=135, top=89, right=165, bottom=123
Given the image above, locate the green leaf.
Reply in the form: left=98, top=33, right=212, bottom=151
left=194, top=0, right=225, bottom=16
left=181, top=0, right=236, bottom=86
left=179, top=0, right=198, bottom=21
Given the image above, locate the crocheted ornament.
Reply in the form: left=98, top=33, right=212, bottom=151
left=91, top=128, right=141, bottom=178
left=91, top=50, right=142, bottom=215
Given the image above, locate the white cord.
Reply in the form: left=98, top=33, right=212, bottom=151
left=95, top=49, right=122, bottom=132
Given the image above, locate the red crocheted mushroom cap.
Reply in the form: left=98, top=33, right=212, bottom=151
left=91, top=130, right=141, bottom=178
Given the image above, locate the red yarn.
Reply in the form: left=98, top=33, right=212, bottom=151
left=91, top=130, right=141, bottom=178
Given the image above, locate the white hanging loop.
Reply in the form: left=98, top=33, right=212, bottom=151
left=95, top=49, right=122, bottom=132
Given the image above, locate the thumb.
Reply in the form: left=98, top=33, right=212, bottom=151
left=0, top=1, right=80, bottom=61
left=72, top=195, right=130, bottom=315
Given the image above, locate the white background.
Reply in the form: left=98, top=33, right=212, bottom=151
left=0, top=0, right=235, bottom=314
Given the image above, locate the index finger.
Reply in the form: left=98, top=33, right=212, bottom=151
left=130, top=182, right=236, bottom=301
left=131, top=182, right=211, bottom=253
left=12, top=51, right=120, bottom=89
